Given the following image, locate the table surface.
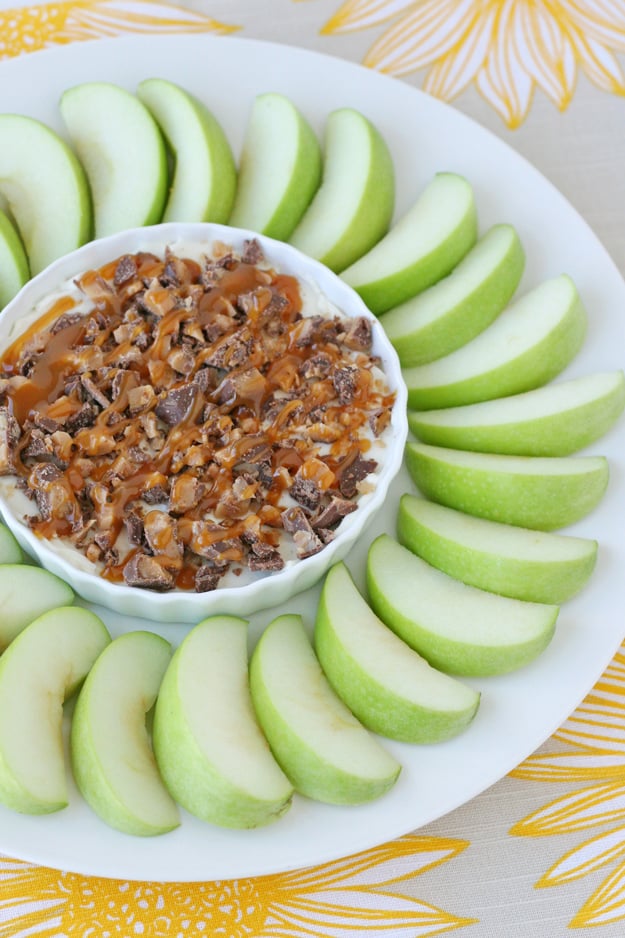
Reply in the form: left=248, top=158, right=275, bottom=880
left=0, top=1, right=624, bottom=935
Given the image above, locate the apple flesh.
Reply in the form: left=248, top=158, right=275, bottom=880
left=408, top=370, right=625, bottom=456
left=289, top=107, right=394, bottom=272
left=314, top=563, right=480, bottom=743
left=0, top=208, right=29, bottom=309
left=381, top=224, right=524, bottom=366
left=137, top=77, right=237, bottom=225
left=0, top=564, right=74, bottom=651
left=340, top=172, right=477, bottom=314
left=405, top=442, right=609, bottom=531
left=250, top=614, right=400, bottom=805
left=229, top=92, right=321, bottom=241
left=403, top=274, right=587, bottom=410
left=0, top=522, right=23, bottom=564
left=0, top=114, right=92, bottom=274
left=397, top=495, right=598, bottom=604
left=366, top=535, right=559, bottom=676
left=0, top=606, right=110, bottom=814
left=71, top=630, right=179, bottom=836
left=60, top=81, right=167, bottom=238
left=153, top=615, right=293, bottom=828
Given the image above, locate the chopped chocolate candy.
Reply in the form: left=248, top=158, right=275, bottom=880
left=122, top=553, right=175, bottom=591
left=154, top=384, right=198, bottom=426
left=338, top=455, right=378, bottom=499
left=0, top=240, right=394, bottom=592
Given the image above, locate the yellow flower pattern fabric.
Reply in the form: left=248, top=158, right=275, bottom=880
left=320, top=0, right=625, bottom=127
left=511, top=647, right=625, bottom=928
left=0, top=836, right=475, bottom=937
left=0, top=0, right=237, bottom=61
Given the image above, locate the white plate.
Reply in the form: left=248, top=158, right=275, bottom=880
left=0, top=34, right=624, bottom=883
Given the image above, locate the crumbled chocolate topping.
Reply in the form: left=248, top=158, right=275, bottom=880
left=0, top=242, right=393, bottom=591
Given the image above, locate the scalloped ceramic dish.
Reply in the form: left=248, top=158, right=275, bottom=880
left=0, top=221, right=408, bottom=622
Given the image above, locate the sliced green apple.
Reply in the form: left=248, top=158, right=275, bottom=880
left=381, top=224, right=524, bottom=366
left=0, top=522, right=24, bottom=564
left=60, top=81, right=167, bottom=238
left=397, top=495, right=598, bottom=604
left=0, top=114, right=92, bottom=275
left=405, top=442, right=609, bottom=531
left=0, top=208, right=29, bottom=309
left=403, top=274, right=586, bottom=410
left=314, top=563, right=480, bottom=743
left=340, top=172, right=477, bottom=314
left=289, top=107, right=394, bottom=272
left=367, top=535, right=559, bottom=676
left=153, top=615, right=293, bottom=828
left=0, top=606, right=110, bottom=814
left=408, top=370, right=625, bottom=456
left=137, top=77, right=237, bottom=225
left=228, top=92, right=321, bottom=240
left=71, top=631, right=179, bottom=837
left=250, top=614, right=400, bottom=805
left=0, top=564, right=74, bottom=651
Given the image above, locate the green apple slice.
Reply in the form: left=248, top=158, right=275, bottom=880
left=71, top=630, right=179, bottom=836
left=340, top=172, right=477, bottom=314
left=60, top=82, right=167, bottom=238
left=367, top=535, right=559, bottom=676
left=250, top=614, right=400, bottom=805
left=0, top=606, right=110, bottom=814
left=0, top=208, right=29, bottom=308
left=408, top=370, right=625, bottom=456
left=397, top=495, right=598, bottom=604
left=153, top=615, right=293, bottom=828
left=314, top=563, right=480, bottom=743
left=380, top=224, right=524, bottom=366
left=403, top=274, right=586, bottom=410
left=0, top=523, right=23, bottom=564
left=0, top=564, right=74, bottom=651
left=137, top=78, right=236, bottom=225
left=289, top=107, right=394, bottom=272
left=405, top=442, right=609, bottom=531
left=228, top=93, right=321, bottom=240
left=0, top=114, right=92, bottom=275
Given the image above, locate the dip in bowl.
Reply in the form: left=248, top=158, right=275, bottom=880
left=0, top=223, right=407, bottom=622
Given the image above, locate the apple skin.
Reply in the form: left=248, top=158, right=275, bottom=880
left=71, top=631, right=180, bottom=837
left=340, top=172, right=477, bottom=314
left=0, top=208, right=29, bottom=309
left=137, top=78, right=237, bottom=225
left=405, top=442, right=610, bottom=531
left=153, top=615, right=293, bottom=829
left=366, top=535, right=559, bottom=677
left=397, top=495, right=598, bottom=604
left=381, top=224, right=525, bottom=366
left=229, top=92, right=321, bottom=241
left=403, top=274, right=587, bottom=410
left=0, top=114, right=92, bottom=275
left=250, top=614, right=400, bottom=805
left=314, top=562, right=480, bottom=743
left=0, top=606, right=110, bottom=814
left=0, top=564, right=74, bottom=651
left=408, top=370, right=625, bottom=456
left=290, top=107, right=394, bottom=272
left=60, top=81, right=168, bottom=238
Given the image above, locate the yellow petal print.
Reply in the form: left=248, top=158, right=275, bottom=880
left=571, top=862, right=625, bottom=928
left=510, top=640, right=625, bottom=927
left=318, top=0, right=625, bottom=126
left=322, top=0, right=418, bottom=35
left=0, top=0, right=238, bottom=61
left=537, top=827, right=625, bottom=887
left=0, top=835, right=477, bottom=937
